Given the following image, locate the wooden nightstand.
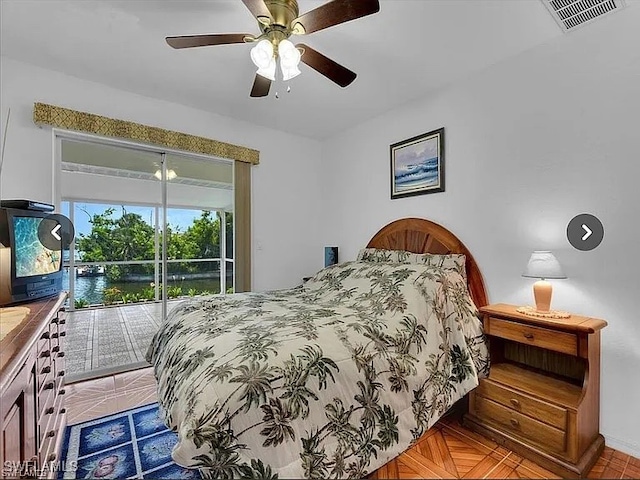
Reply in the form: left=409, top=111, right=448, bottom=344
left=463, top=303, right=607, bottom=478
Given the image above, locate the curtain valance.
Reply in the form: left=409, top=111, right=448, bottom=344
left=33, top=102, right=260, bottom=165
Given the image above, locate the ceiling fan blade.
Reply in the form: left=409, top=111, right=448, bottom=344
left=241, top=0, right=273, bottom=22
left=293, top=0, right=380, bottom=35
left=250, top=74, right=272, bottom=97
left=166, top=33, right=251, bottom=49
left=297, top=44, right=356, bottom=88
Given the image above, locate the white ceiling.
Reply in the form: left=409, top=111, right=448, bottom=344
left=1, top=0, right=564, bottom=139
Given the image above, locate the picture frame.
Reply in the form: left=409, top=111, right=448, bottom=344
left=390, top=127, right=445, bottom=199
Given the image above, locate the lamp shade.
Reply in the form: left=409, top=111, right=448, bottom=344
left=154, top=169, right=177, bottom=180
left=256, top=59, right=276, bottom=81
left=278, top=39, right=301, bottom=81
left=522, top=251, right=566, bottom=279
left=281, top=64, right=301, bottom=81
left=250, top=40, right=274, bottom=69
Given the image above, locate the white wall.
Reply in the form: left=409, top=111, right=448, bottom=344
left=321, top=8, right=640, bottom=456
left=0, top=57, right=324, bottom=291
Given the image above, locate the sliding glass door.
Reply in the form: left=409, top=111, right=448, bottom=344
left=165, top=153, right=234, bottom=305
left=58, top=134, right=234, bottom=380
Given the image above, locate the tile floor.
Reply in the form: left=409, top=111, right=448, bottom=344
left=65, top=302, right=180, bottom=382
left=64, top=367, right=158, bottom=425
left=65, top=368, right=640, bottom=479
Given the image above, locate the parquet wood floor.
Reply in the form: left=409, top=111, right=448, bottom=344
left=66, top=368, right=640, bottom=479
left=371, top=416, right=639, bottom=479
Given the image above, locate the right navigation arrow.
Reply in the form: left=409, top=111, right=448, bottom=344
left=567, top=214, right=604, bottom=251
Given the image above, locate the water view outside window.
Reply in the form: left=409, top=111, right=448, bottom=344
left=62, top=201, right=233, bottom=308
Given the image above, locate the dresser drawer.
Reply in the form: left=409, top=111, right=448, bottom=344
left=37, top=378, right=57, bottom=421
left=39, top=392, right=65, bottom=462
left=37, top=330, right=51, bottom=354
left=38, top=427, right=58, bottom=466
left=54, top=352, right=66, bottom=381
left=38, top=413, right=58, bottom=450
left=486, top=317, right=578, bottom=355
left=473, top=395, right=566, bottom=454
left=36, top=348, right=53, bottom=380
left=52, top=313, right=66, bottom=331
left=37, top=365, right=54, bottom=392
left=476, top=379, right=567, bottom=430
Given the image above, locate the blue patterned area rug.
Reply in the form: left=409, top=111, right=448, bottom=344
left=59, top=403, right=200, bottom=479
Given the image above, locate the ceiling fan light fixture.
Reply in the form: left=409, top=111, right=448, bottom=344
left=278, top=39, right=301, bottom=67
left=250, top=39, right=274, bottom=69
left=256, top=58, right=276, bottom=81
left=154, top=169, right=177, bottom=180
left=281, top=64, right=301, bottom=81
left=167, top=0, right=382, bottom=97
left=278, top=39, right=302, bottom=81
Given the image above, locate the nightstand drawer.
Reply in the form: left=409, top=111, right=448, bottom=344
left=474, top=395, right=566, bottom=454
left=476, top=379, right=567, bottom=430
left=486, top=317, right=578, bottom=355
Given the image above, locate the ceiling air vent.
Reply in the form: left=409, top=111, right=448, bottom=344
left=542, top=0, right=627, bottom=31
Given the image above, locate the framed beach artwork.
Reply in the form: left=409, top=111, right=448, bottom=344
left=390, top=127, right=445, bottom=199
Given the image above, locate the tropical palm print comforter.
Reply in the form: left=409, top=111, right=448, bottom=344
left=146, top=260, right=489, bottom=479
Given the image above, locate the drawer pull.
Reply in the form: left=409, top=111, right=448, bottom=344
left=60, top=408, right=66, bottom=414
left=59, top=389, right=66, bottom=395
left=51, top=318, right=59, bottom=324
left=510, top=418, right=520, bottom=428
left=58, top=351, right=65, bottom=357
left=59, top=319, right=66, bottom=325
left=510, top=398, right=520, bottom=407
left=46, top=407, right=54, bottom=415
left=41, top=366, right=51, bottom=374
left=44, top=382, right=55, bottom=390
left=523, top=333, right=534, bottom=340
left=51, top=332, right=59, bottom=339
left=52, top=346, right=60, bottom=353
left=60, top=331, right=66, bottom=337
left=46, top=430, right=56, bottom=438
left=58, top=370, right=65, bottom=377
left=41, top=331, right=50, bottom=340
left=41, top=350, right=51, bottom=358
left=48, top=453, right=57, bottom=462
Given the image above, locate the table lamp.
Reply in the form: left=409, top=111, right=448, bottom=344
left=521, top=251, right=567, bottom=315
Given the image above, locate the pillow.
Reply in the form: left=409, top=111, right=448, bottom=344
left=302, top=260, right=448, bottom=314
left=356, top=248, right=466, bottom=279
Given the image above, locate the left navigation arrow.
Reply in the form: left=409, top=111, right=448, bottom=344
left=37, top=214, right=75, bottom=250
left=51, top=224, right=62, bottom=241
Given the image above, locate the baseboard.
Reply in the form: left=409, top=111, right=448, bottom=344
left=603, top=433, right=640, bottom=459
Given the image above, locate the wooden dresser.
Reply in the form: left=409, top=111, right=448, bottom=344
left=0, top=293, right=67, bottom=478
left=464, top=303, right=607, bottom=478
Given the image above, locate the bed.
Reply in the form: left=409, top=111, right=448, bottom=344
left=146, top=218, right=489, bottom=479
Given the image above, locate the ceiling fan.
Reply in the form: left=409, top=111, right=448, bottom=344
left=165, top=0, right=380, bottom=97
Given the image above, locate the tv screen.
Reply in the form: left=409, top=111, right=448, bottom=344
left=12, top=216, right=62, bottom=278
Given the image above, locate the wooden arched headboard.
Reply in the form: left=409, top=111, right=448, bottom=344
left=367, top=218, right=488, bottom=308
